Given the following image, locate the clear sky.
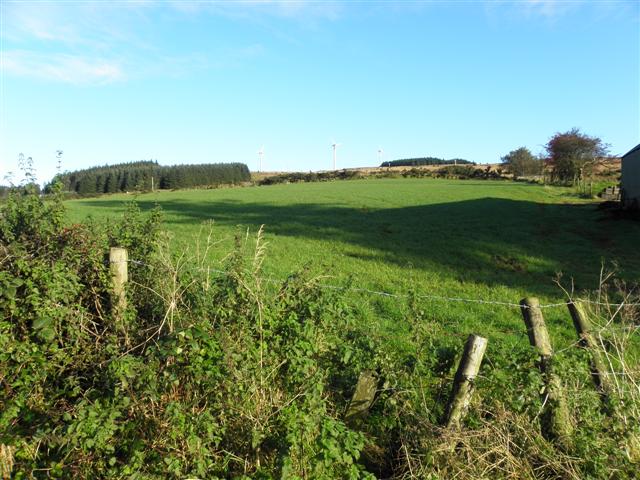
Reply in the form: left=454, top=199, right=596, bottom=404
left=1, top=0, right=639, bottom=185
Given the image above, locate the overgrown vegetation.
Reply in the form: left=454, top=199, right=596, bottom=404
left=258, top=165, right=505, bottom=186
left=1, top=154, right=42, bottom=198
left=501, top=147, right=543, bottom=179
left=381, top=157, right=475, bottom=168
left=258, top=168, right=364, bottom=185
left=545, top=128, right=609, bottom=186
left=1, top=183, right=638, bottom=478
left=401, top=164, right=504, bottom=180
left=45, top=160, right=250, bottom=195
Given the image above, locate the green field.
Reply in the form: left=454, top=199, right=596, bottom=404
left=4, top=177, right=638, bottom=477
left=66, top=178, right=640, bottom=346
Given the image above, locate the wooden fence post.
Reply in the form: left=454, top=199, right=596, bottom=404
left=567, top=301, right=613, bottom=397
left=110, top=247, right=128, bottom=305
left=346, top=370, right=378, bottom=421
left=520, top=297, right=553, bottom=364
left=520, top=298, right=573, bottom=449
left=444, top=334, right=488, bottom=429
left=109, top=247, right=128, bottom=316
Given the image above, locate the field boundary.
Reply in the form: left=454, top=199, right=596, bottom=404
left=111, top=257, right=640, bottom=310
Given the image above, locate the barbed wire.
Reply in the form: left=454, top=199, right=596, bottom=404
left=108, top=256, right=640, bottom=378
left=114, top=258, right=640, bottom=310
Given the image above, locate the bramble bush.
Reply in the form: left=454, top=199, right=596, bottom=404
left=1, top=184, right=638, bottom=478
left=0, top=184, right=378, bottom=478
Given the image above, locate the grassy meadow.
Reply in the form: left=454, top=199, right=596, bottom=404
left=66, top=177, right=640, bottom=348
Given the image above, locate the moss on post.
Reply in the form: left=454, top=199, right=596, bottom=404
left=346, top=370, right=378, bottom=421
left=567, top=301, right=613, bottom=397
left=444, top=334, right=488, bottom=429
left=520, top=297, right=573, bottom=450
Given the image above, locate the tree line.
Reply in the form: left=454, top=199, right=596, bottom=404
left=45, top=160, right=251, bottom=195
left=501, top=128, right=611, bottom=185
left=381, top=157, right=475, bottom=168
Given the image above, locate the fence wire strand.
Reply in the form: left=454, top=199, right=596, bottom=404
left=106, top=256, right=640, bottom=378
left=115, top=258, right=640, bottom=310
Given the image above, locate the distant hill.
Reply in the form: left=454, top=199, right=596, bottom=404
left=381, top=157, right=475, bottom=167
left=45, top=160, right=250, bottom=195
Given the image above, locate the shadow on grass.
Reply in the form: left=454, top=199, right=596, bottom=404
left=77, top=196, right=640, bottom=296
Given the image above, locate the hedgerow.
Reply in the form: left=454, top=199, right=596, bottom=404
left=1, top=183, right=638, bottom=478
left=0, top=184, right=378, bottom=478
left=380, top=157, right=475, bottom=168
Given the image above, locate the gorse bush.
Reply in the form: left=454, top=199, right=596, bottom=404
left=1, top=186, right=638, bottom=478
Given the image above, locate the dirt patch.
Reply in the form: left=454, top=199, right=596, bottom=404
left=493, top=254, right=527, bottom=272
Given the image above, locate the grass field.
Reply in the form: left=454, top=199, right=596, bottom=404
left=66, top=178, right=640, bottom=346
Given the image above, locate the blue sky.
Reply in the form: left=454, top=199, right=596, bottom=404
left=1, top=0, right=639, bottom=185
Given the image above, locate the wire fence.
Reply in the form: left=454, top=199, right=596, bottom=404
left=114, top=257, right=640, bottom=311
left=109, top=255, right=640, bottom=381
left=116, top=255, right=640, bottom=357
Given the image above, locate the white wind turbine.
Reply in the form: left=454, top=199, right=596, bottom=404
left=331, top=140, right=341, bottom=170
left=257, top=146, right=264, bottom=172
left=377, top=147, right=384, bottom=165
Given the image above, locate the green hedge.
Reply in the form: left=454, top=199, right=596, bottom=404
left=381, top=157, right=475, bottom=167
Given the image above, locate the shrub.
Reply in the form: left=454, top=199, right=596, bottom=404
left=0, top=187, right=376, bottom=478
left=1, top=185, right=638, bottom=478
left=259, top=169, right=361, bottom=186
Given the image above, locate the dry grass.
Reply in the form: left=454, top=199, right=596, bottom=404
left=395, top=406, right=580, bottom=480
left=580, top=273, right=640, bottom=463
left=0, top=444, right=14, bottom=480
left=389, top=268, right=639, bottom=479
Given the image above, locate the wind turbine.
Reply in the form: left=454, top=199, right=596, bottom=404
left=377, top=147, right=384, bottom=165
left=331, top=140, right=341, bottom=170
left=257, top=146, right=264, bottom=172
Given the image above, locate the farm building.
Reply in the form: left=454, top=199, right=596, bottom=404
left=621, top=143, right=640, bottom=209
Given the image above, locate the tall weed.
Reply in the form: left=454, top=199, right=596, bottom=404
left=1, top=186, right=638, bottom=478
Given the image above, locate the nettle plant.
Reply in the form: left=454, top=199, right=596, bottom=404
left=0, top=183, right=382, bottom=478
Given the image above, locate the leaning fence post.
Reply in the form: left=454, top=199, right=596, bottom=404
left=109, top=247, right=128, bottom=316
left=520, top=297, right=573, bottom=449
left=346, top=370, right=378, bottom=421
left=444, top=334, right=488, bottom=429
left=567, top=300, right=613, bottom=398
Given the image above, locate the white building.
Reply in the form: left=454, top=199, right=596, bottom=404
left=621, top=144, right=640, bottom=210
